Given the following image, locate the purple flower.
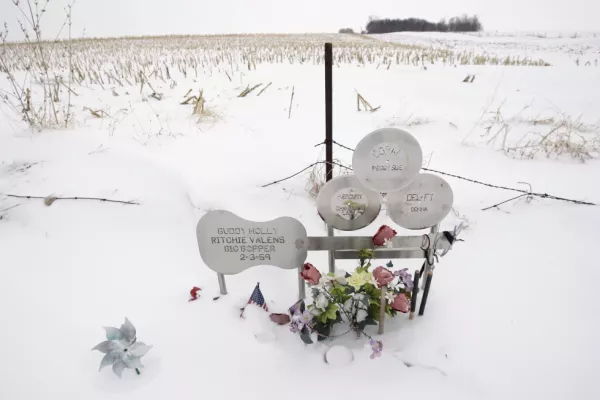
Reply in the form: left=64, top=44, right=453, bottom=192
left=290, top=310, right=313, bottom=333
left=395, top=268, right=413, bottom=291
left=370, top=339, right=383, bottom=359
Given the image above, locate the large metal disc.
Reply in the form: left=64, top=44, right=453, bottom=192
left=387, top=173, right=454, bottom=230
left=352, top=128, right=423, bottom=193
left=316, top=175, right=381, bottom=231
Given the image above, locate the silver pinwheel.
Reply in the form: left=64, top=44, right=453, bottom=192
left=92, top=318, right=152, bottom=378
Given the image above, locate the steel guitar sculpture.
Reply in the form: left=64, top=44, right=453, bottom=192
left=196, top=128, right=461, bottom=330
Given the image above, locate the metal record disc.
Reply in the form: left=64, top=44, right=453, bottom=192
left=352, top=128, right=423, bottom=193
left=316, top=175, right=381, bottom=231
left=387, top=173, right=454, bottom=230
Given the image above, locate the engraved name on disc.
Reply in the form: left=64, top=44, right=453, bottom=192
left=352, top=128, right=423, bottom=193
left=196, top=210, right=308, bottom=274
left=316, top=175, right=381, bottom=231
left=387, top=173, right=454, bottom=230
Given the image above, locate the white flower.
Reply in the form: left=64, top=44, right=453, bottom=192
left=383, top=238, right=393, bottom=248
left=352, top=293, right=366, bottom=302
left=332, top=270, right=348, bottom=285
left=384, top=290, right=396, bottom=304
left=318, top=270, right=348, bottom=287
left=315, top=293, right=329, bottom=310
left=356, top=309, right=368, bottom=323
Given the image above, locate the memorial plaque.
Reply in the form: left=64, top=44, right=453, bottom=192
left=387, top=173, right=454, bottom=230
left=352, top=128, right=423, bottom=193
left=316, top=175, right=381, bottom=231
left=196, top=210, right=308, bottom=275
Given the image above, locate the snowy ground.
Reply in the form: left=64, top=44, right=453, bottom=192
left=1, top=32, right=600, bottom=400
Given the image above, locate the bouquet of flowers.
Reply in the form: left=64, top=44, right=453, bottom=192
left=289, top=225, right=413, bottom=358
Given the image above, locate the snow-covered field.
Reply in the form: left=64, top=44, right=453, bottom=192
left=1, top=32, right=600, bottom=400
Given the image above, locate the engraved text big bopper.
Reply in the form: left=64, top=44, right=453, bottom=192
left=352, top=128, right=423, bottom=193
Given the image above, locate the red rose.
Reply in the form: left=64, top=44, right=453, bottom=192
left=188, top=286, right=201, bottom=302
left=373, top=225, right=397, bottom=246
left=269, top=313, right=291, bottom=325
left=390, top=293, right=410, bottom=313
left=373, top=266, right=394, bottom=287
left=300, top=263, right=321, bottom=285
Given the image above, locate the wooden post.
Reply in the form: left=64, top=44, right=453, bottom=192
left=378, top=285, right=387, bottom=334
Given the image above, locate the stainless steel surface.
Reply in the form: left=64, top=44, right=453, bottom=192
left=388, top=173, right=454, bottom=230
left=334, top=249, right=426, bottom=260
left=196, top=210, right=309, bottom=275
left=217, top=272, right=227, bottom=295
left=316, top=175, right=381, bottom=231
left=307, top=234, right=442, bottom=251
left=327, top=224, right=335, bottom=273
left=421, top=224, right=439, bottom=289
left=352, top=128, right=423, bottom=193
left=298, top=264, right=306, bottom=299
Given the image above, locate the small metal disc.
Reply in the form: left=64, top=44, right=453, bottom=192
left=387, top=173, right=454, bottom=230
left=352, top=128, right=423, bottom=193
left=316, top=175, right=381, bottom=231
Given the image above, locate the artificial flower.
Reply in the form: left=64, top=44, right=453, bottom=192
left=270, top=313, right=291, bottom=325
left=315, top=293, right=329, bottom=310
left=290, top=310, right=313, bottom=333
left=370, top=339, right=383, bottom=359
left=319, top=270, right=347, bottom=286
left=384, top=289, right=397, bottom=304
left=373, top=266, right=394, bottom=287
left=390, top=293, right=410, bottom=313
left=300, top=263, right=321, bottom=285
left=356, top=309, right=368, bottom=323
left=347, top=270, right=374, bottom=290
left=394, top=268, right=414, bottom=291
left=373, top=225, right=397, bottom=247
left=188, top=286, right=201, bottom=302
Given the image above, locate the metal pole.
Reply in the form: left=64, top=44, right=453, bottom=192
left=327, top=225, right=335, bottom=273
left=325, top=42, right=335, bottom=274
left=298, top=264, right=306, bottom=299
left=421, top=224, right=439, bottom=289
left=217, top=273, right=227, bottom=295
left=325, top=43, right=333, bottom=182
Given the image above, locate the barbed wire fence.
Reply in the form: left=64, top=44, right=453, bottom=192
left=261, top=140, right=597, bottom=210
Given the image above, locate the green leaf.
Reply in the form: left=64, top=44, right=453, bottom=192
left=363, top=316, right=377, bottom=327
left=322, top=303, right=339, bottom=322
left=368, top=303, right=381, bottom=321
left=299, top=326, right=313, bottom=345
left=312, top=322, right=331, bottom=342
left=334, top=311, right=344, bottom=324
left=385, top=304, right=396, bottom=317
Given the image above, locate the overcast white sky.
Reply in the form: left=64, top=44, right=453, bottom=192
left=1, top=0, right=598, bottom=40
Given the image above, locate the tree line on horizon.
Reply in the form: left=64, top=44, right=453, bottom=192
left=339, top=15, right=483, bottom=34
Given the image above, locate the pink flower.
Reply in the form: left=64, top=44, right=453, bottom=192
left=390, top=293, right=410, bottom=313
left=188, top=286, right=201, bottom=302
left=373, top=266, right=394, bottom=287
left=373, top=225, right=397, bottom=246
left=300, top=263, right=321, bottom=285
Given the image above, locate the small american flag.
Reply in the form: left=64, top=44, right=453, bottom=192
left=248, top=283, right=268, bottom=311
left=241, top=283, right=268, bottom=317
